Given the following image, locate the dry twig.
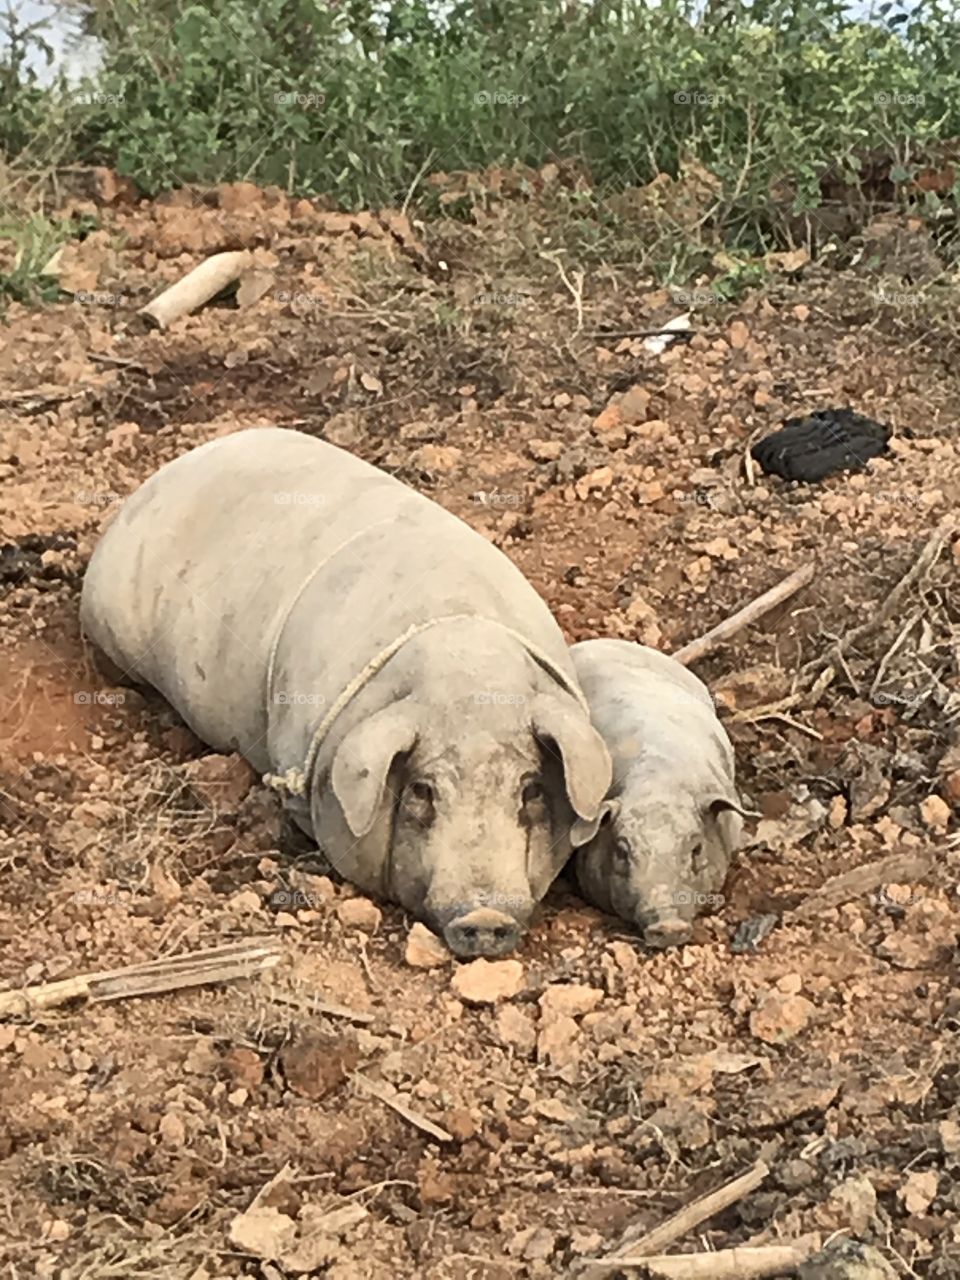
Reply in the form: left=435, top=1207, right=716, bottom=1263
left=673, top=565, right=815, bottom=666
left=0, top=938, right=282, bottom=1017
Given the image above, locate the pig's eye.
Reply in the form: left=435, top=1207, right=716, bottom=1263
left=405, top=781, right=435, bottom=817
left=522, top=780, right=546, bottom=807
left=690, top=841, right=706, bottom=873
left=614, top=837, right=631, bottom=866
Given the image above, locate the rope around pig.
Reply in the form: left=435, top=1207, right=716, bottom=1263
left=262, top=614, right=590, bottom=799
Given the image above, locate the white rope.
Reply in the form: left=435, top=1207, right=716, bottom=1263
left=263, top=615, right=587, bottom=798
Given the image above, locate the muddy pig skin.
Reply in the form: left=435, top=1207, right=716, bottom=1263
left=569, top=638, right=746, bottom=947
left=81, top=427, right=612, bottom=957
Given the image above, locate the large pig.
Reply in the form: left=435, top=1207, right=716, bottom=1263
left=569, top=639, right=747, bottom=948
left=80, top=428, right=611, bottom=957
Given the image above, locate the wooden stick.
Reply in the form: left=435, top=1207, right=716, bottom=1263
left=784, top=850, right=934, bottom=924
left=581, top=1160, right=770, bottom=1276
left=673, top=565, right=815, bottom=666
left=268, top=992, right=375, bottom=1025
left=138, top=250, right=252, bottom=329
left=0, top=938, right=282, bottom=1017
left=616, top=1241, right=818, bottom=1277
left=353, top=1073, right=454, bottom=1143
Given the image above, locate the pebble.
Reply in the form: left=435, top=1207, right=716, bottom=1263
left=404, top=921, right=448, bottom=967
left=451, top=958, right=523, bottom=1004
left=496, top=1004, right=537, bottom=1052
left=336, top=898, right=382, bottom=933
left=919, top=793, right=951, bottom=829
left=539, top=984, right=603, bottom=1018
left=749, top=990, right=815, bottom=1044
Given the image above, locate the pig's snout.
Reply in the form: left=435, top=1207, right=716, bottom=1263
left=642, top=917, right=692, bottom=949
left=441, top=906, right=523, bottom=958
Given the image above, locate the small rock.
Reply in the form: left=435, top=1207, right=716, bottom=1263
left=182, top=753, right=255, bottom=812
left=575, top=466, right=614, bottom=500
left=528, top=439, right=562, bottom=462
left=158, top=1111, right=186, bottom=1149
left=749, top=990, right=815, bottom=1044
left=281, top=1033, right=359, bottom=1100
left=920, top=793, right=951, bottom=829
left=619, top=385, right=651, bottom=422
left=222, top=1046, right=265, bottom=1090
left=228, top=1206, right=298, bottom=1261
left=539, top=984, right=603, bottom=1018
left=942, top=770, right=960, bottom=805
left=592, top=404, right=622, bottom=434
left=537, top=1012, right=581, bottom=1068
left=410, top=444, right=462, bottom=474
left=495, top=1004, right=537, bottom=1052
left=798, top=1238, right=897, bottom=1280
left=405, top=921, right=448, bottom=967
left=823, top=1176, right=877, bottom=1234
left=898, top=1168, right=938, bottom=1215
left=336, top=898, right=382, bottom=933
left=451, top=958, right=523, bottom=1004
left=728, top=319, right=749, bottom=349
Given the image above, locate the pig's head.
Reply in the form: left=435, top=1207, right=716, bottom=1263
left=574, top=787, right=744, bottom=948
left=314, top=657, right=611, bottom=959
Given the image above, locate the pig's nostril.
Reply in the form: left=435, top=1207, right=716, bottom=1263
left=443, top=912, right=522, bottom=957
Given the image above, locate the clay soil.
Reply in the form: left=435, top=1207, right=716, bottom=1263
left=0, top=180, right=959, bottom=1279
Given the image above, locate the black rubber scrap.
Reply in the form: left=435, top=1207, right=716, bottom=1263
left=751, top=408, right=891, bottom=482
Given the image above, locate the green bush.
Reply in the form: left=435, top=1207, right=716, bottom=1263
left=4, top=0, right=960, bottom=255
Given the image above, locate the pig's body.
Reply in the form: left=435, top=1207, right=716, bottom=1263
left=570, top=639, right=744, bottom=947
left=81, top=428, right=611, bottom=956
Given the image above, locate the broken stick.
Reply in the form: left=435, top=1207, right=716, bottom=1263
left=138, top=249, right=253, bottom=329
left=618, top=1240, right=819, bottom=1277
left=672, top=565, right=814, bottom=667
left=353, top=1073, right=453, bottom=1143
left=0, top=938, right=282, bottom=1018
left=581, top=1160, right=770, bottom=1276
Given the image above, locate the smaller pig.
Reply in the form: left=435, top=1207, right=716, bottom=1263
left=569, top=638, right=747, bottom=948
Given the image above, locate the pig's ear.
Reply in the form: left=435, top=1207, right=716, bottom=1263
left=533, top=696, right=612, bottom=822
left=706, top=796, right=751, bottom=857
left=570, top=797, right=619, bottom=849
left=331, top=701, right=419, bottom=837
